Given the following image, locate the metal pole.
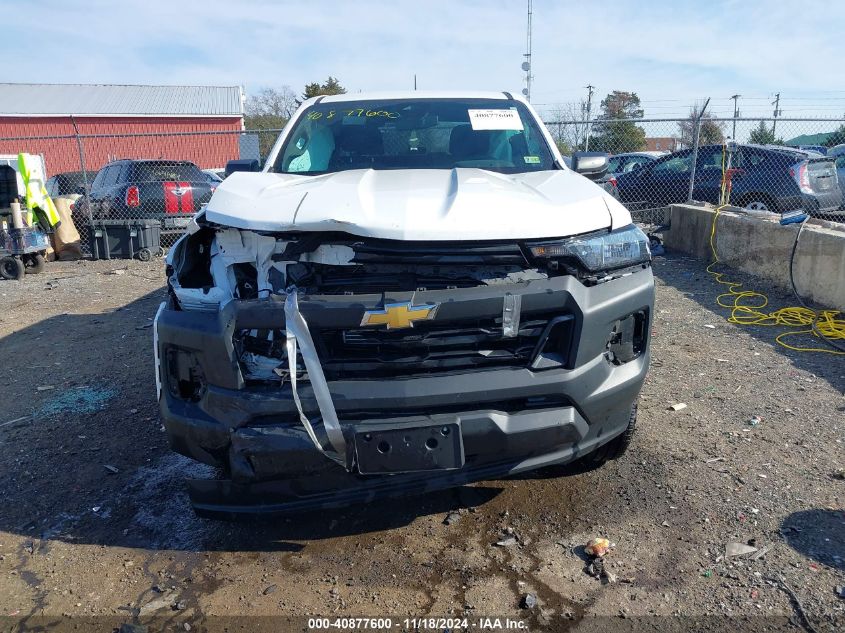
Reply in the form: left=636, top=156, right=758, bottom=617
left=771, top=92, right=781, bottom=137
left=584, top=84, right=594, bottom=151
left=687, top=98, right=710, bottom=203
left=730, top=94, right=740, bottom=140
left=524, top=0, right=533, bottom=102
left=70, top=116, right=93, bottom=225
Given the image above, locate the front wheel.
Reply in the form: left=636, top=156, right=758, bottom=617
left=1, top=256, right=25, bottom=280
left=137, top=247, right=152, bottom=262
left=561, top=402, right=638, bottom=475
left=738, top=194, right=777, bottom=213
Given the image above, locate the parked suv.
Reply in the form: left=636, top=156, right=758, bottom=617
left=616, top=144, right=842, bottom=216
left=45, top=171, right=87, bottom=198
left=76, top=160, right=214, bottom=230
left=155, top=92, right=654, bottom=515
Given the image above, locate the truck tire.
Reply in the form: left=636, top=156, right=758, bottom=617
left=1, top=256, right=25, bottom=280
left=567, top=402, right=638, bottom=473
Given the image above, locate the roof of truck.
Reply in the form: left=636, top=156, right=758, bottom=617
left=305, top=91, right=522, bottom=104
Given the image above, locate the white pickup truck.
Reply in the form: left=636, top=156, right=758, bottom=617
left=155, top=91, right=654, bottom=515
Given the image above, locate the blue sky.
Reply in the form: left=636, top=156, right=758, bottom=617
left=5, top=0, right=845, bottom=120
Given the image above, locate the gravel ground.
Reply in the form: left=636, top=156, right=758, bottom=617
left=0, top=253, right=842, bottom=632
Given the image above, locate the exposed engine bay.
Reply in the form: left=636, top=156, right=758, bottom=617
left=167, top=222, right=554, bottom=306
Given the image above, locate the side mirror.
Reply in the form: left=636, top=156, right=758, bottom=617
left=571, top=152, right=609, bottom=180
left=225, top=159, right=260, bottom=177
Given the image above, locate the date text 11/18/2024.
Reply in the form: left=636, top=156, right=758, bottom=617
left=307, top=616, right=529, bottom=630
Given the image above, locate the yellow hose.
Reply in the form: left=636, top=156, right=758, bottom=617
left=705, top=145, right=845, bottom=355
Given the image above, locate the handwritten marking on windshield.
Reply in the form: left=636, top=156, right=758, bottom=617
left=307, top=109, right=399, bottom=121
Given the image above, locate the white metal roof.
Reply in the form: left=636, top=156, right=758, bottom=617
left=0, top=83, right=244, bottom=117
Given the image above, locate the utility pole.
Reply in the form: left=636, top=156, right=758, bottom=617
left=583, top=84, right=594, bottom=150
left=771, top=92, right=781, bottom=137
left=414, top=74, right=417, bottom=91
left=730, top=94, right=741, bottom=140
left=521, top=0, right=533, bottom=102
left=687, top=97, right=711, bottom=203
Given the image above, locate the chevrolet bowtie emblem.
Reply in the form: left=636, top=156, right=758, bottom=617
left=360, top=302, right=439, bottom=329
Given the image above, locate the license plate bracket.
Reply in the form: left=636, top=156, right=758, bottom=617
left=354, top=419, right=464, bottom=474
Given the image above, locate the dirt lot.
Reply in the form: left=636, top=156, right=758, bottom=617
left=0, top=253, right=842, bottom=632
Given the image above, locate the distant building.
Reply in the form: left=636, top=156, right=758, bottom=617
left=784, top=132, right=836, bottom=146
left=0, top=83, right=244, bottom=174
left=644, top=137, right=681, bottom=152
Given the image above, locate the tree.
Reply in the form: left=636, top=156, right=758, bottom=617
left=825, top=123, right=845, bottom=147
left=588, top=91, right=646, bottom=153
left=544, top=102, right=589, bottom=153
left=677, top=104, right=725, bottom=148
left=301, top=76, right=346, bottom=102
left=244, top=86, right=299, bottom=159
left=244, top=86, right=298, bottom=130
left=748, top=120, right=785, bottom=145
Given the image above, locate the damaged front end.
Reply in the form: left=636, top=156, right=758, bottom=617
left=156, top=213, right=653, bottom=515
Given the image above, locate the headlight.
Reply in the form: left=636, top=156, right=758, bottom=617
left=528, top=224, right=651, bottom=272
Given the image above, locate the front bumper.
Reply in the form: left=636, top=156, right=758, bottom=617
left=156, top=268, right=654, bottom=514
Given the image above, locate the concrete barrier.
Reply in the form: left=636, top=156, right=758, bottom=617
left=663, top=203, right=845, bottom=311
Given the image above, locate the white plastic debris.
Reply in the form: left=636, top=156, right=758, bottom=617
left=725, top=542, right=758, bottom=558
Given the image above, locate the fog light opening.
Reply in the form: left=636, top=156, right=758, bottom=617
left=606, top=309, right=648, bottom=365
left=165, top=347, right=206, bottom=402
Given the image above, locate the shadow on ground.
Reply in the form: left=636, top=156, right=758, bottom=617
left=781, top=509, right=845, bottom=571
left=0, top=289, right=516, bottom=552
left=0, top=282, right=657, bottom=555
left=653, top=252, right=844, bottom=393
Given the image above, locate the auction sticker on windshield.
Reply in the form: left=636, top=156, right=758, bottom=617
left=467, top=108, right=523, bottom=130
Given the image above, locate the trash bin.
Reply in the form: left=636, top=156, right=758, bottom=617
left=89, top=219, right=163, bottom=261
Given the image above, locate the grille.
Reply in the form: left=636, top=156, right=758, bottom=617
left=316, top=312, right=567, bottom=379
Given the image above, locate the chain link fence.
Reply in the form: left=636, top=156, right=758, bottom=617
left=544, top=116, right=845, bottom=226
left=0, top=128, right=282, bottom=255
left=0, top=116, right=843, bottom=259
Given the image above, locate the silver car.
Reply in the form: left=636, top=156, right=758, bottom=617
left=828, top=144, right=845, bottom=196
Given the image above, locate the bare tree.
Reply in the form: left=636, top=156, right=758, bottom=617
left=677, top=104, right=725, bottom=148
left=244, top=86, right=299, bottom=130
left=544, top=101, right=589, bottom=154
left=243, top=86, right=299, bottom=160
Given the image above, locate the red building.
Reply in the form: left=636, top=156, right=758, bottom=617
left=0, top=83, right=245, bottom=174
left=644, top=136, right=681, bottom=152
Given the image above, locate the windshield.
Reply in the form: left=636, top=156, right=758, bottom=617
left=272, top=98, right=556, bottom=175
left=133, top=163, right=205, bottom=182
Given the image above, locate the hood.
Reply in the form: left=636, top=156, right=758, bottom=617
left=204, top=168, right=632, bottom=240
